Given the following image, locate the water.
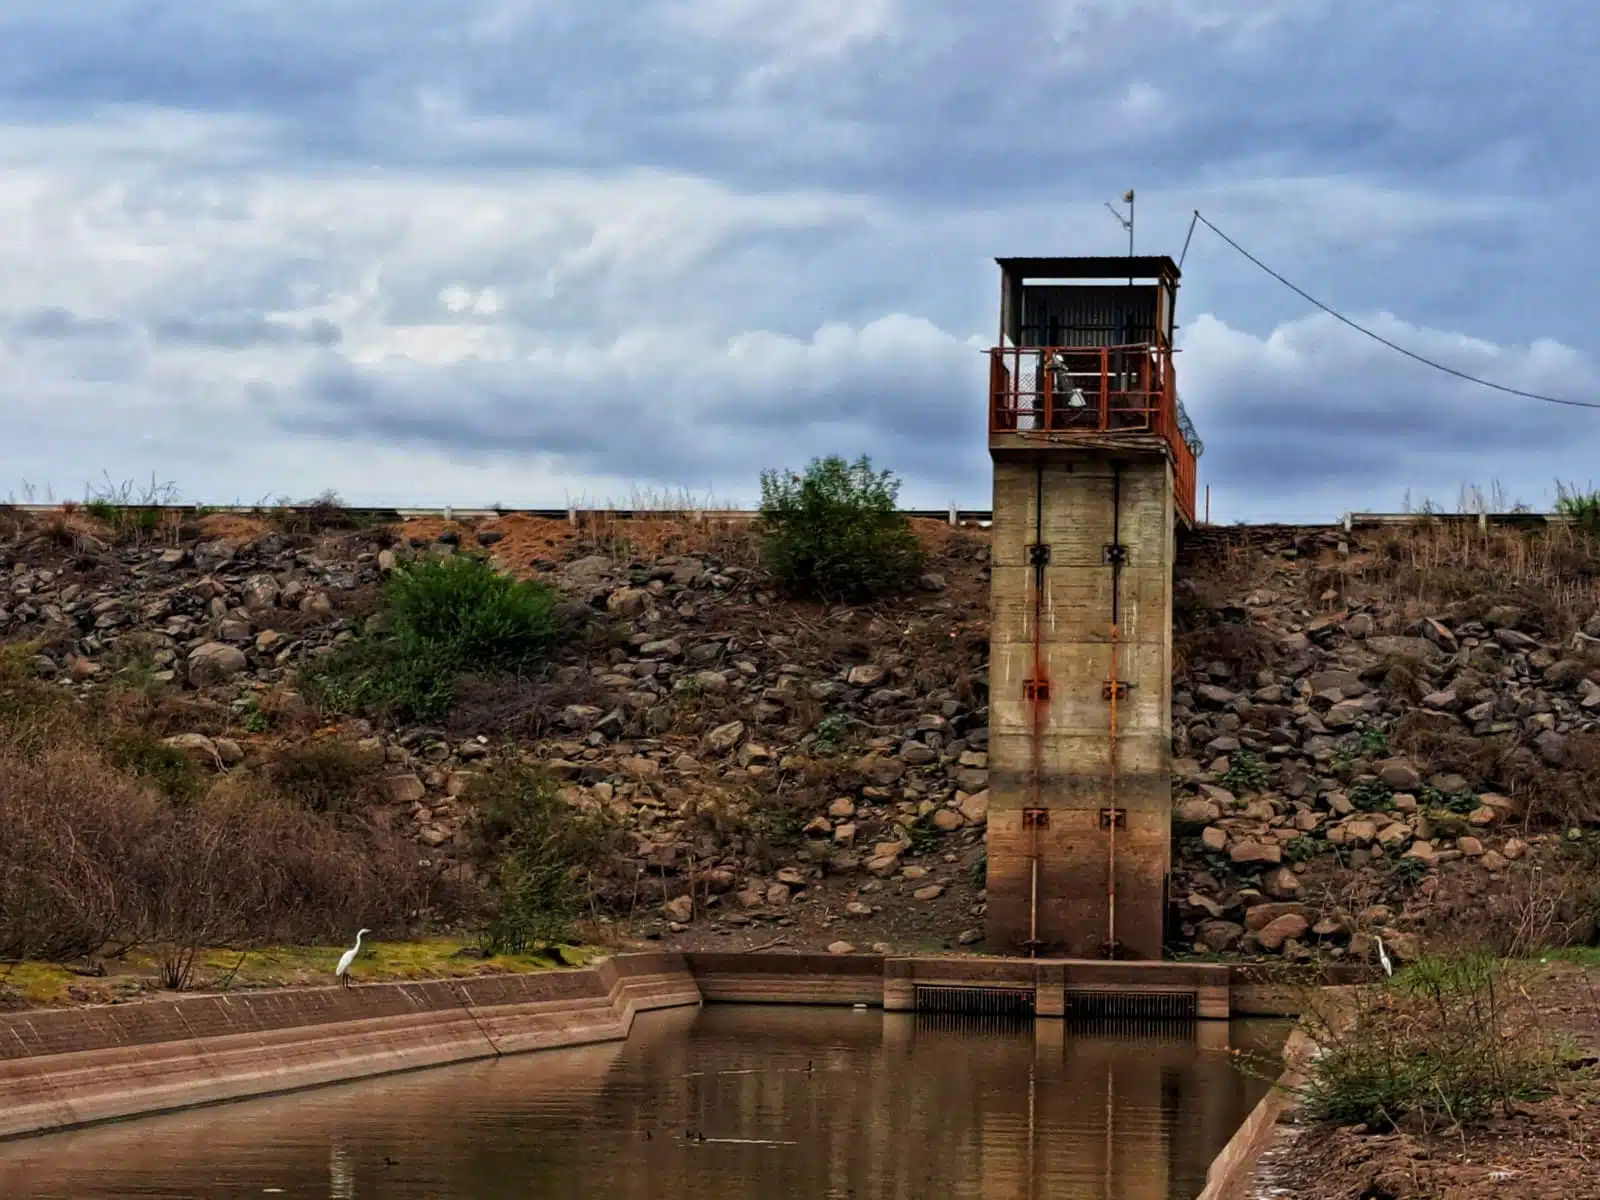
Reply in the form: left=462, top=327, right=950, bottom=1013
left=0, top=1005, right=1285, bottom=1199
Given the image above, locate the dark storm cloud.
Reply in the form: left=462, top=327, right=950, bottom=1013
left=2, top=3, right=1588, bottom=195
left=1178, top=312, right=1600, bottom=506
left=276, top=315, right=990, bottom=496
left=1, top=0, right=1597, bottom=514
left=153, top=315, right=341, bottom=348
left=9, top=307, right=129, bottom=340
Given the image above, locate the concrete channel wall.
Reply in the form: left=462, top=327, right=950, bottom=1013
left=1194, top=1028, right=1316, bottom=1200
left=0, top=953, right=699, bottom=1140
left=0, top=950, right=1325, bottom=1188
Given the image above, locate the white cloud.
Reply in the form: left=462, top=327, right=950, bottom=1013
left=0, top=0, right=1593, bottom=524
left=666, top=0, right=898, bottom=58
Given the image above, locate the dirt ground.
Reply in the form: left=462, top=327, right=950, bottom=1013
left=1258, top=959, right=1600, bottom=1200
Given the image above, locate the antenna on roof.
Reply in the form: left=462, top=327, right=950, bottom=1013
left=1105, top=190, right=1135, bottom=285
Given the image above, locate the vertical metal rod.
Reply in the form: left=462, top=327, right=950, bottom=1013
left=1028, top=460, right=1046, bottom=957
left=1027, top=1058, right=1038, bottom=1200
left=1029, top=856, right=1038, bottom=955
left=1127, top=190, right=1135, bottom=280
left=1107, top=464, right=1123, bottom=959
left=1104, top=1061, right=1114, bottom=1198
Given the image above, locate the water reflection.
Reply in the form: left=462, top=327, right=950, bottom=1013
left=0, top=1005, right=1284, bottom=1199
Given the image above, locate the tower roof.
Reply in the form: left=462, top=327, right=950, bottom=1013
left=995, top=255, right=1180, bottom=282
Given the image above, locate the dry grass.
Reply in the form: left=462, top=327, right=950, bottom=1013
left=0, top=646, right=465, bottom=982
left=1389, top=711, right=1509, bottom=790
left=1347, top=523, right=1600, bottom=635
left=1431, top=857, right=1600, bottom=960
left=1502, top=732, right=1600, bottom=829
left=0, top=505, right=31, bottom=540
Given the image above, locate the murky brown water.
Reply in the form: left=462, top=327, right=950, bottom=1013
left=0, top=1005, right=1285, bottom=1199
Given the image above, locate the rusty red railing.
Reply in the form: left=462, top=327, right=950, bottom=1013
left=989, top=343, right=1197, bottom=524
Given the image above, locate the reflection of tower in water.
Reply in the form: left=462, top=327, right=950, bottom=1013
left=329, top=1141, right=354, bottom=1200
left=971, top=1018, right=1237, bottom=1200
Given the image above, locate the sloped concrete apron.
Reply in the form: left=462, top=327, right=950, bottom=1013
left=0, top=953, right=699, bottom=1140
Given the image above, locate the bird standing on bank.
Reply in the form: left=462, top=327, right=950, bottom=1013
left=336, top=929, right=372, bottom=988
left=1375, top=936, right=1393, bottom=979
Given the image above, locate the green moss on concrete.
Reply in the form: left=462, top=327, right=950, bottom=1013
left=5, top=938, right=603, bottom=1008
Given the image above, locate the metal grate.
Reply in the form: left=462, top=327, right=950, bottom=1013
left=1062, top=990, right=1196, bottom=1022
left=914, top=985, right=1036, bottom=1017
left=1064, top=1017, right=1198, bottom=1041
left=911, top=1011, right=1036, bottom=1038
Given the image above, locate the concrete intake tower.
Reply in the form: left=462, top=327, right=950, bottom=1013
left=983, top=255, right=1202, bottom=960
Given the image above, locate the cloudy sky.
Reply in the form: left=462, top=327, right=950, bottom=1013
left=1, top=1, right=1595, bottom=521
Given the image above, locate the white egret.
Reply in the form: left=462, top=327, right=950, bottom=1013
left=1375, top=935, right=1393, bottom=978
left=335, top=928, right=371, bottom=988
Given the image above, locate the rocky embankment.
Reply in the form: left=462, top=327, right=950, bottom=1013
left=1169, top=525, right=1600, bottom=965
left=3, top=509, right=1597, bottom=963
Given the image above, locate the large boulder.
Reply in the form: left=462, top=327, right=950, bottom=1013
left=187, top=642, right=246, bottom=687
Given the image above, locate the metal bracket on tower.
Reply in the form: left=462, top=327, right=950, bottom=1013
left=1101, top=543, right=1127, bottom=566
left=1023, top=808, right=1050, bottom=829
left=1024, top=679, right=1051, bottom=702
left=1098, top=807, right=1127, bottom=831
left=1101, top=679, right=1132, bottom=701
left=1028, top=543, right=1051, bottom=567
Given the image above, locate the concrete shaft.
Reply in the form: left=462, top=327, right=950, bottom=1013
left=984, top=452, right=1174, bottom=958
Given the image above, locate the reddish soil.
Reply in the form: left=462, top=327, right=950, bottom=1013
left=194, top=513, right=273, bottom=541
left=393, top=511, right=775, bottom=577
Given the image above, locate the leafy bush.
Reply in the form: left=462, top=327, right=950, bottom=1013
left=813, top=713, right=848, bottom=750
left=1348, top=779, right=1396, bottom=812
left=1298, top=955, right=1562, bottom=1128
left=1222, top=748, right=1269, bottom=795
left=1386, top=856, right=1429, bottom=888
left=1419, top=784, right=1478, bottom=815
left=301, top=554, right=562, bottom=722
left=387, top=555, right=561, bottom=669
left=467, top=767, right=618, bottom=955
left=757, top=455, right=922, bottom=601
left=1284, top=835, right=1322, bottom=863
left=1356, top=723, right=1391, bottom=757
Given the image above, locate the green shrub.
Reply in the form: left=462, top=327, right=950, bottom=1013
left=1348, top=779, right=1395, bottom=812
left=1284, top=835, right=1321, bottom=863
left=387, top=555, right=561, bottom=670
left=301, top=638, right=457, bottom=723
left=1299, top=954, right=1562, bottom=1128
left=1386, top=856, right=1429, bottom=888
left=757, top=455, right=922, bottom=601
left=813, top=713, right=848, bottom=750
left=1555, top=482, right=1600, bottom=536
left=906, top=818, right=941, bottom=856
left=1222, top=748, right=1269, bottom=795
left=1419, top=784, right=1478, bottom=815
left=468, top=767, right=617, bottom=955
left=1356, top=724, right=1390, bottom=757
left=300, top=555, right=562, bottom=722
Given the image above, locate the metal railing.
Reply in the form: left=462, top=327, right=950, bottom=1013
left=988, top=343, right=1199, bottom=525
left=14, top=502, right=1585, bottom=533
